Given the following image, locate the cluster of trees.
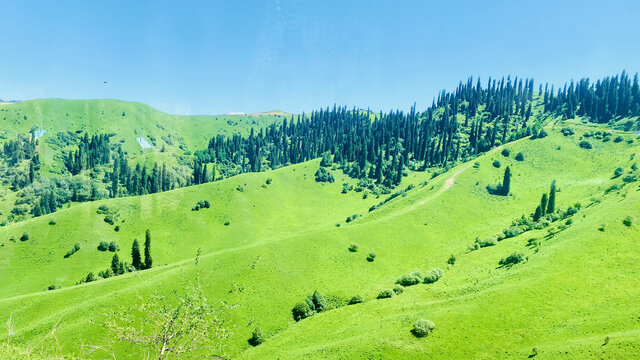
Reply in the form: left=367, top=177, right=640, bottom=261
left=543, top=71, right=640, bottom=122
left=64, top=133, right=111, bottom=174
left=192, top=159, right=216, bottom=185
left=193, top=76, right=540, bottom=190
left=79, top=229, right=153, bottom=284
left=2, top=135, right=37, bottom=167
left=533, top=181, right=556, bottom=221
left=109, top=148, right=180, bottom=197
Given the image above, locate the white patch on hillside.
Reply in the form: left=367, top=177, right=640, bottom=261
left=136, top=136, right=155, bottom=149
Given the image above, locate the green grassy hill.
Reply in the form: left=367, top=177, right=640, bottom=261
left=0, top=99, right=285, bottom=174
left=1, top=120, right=639, bottom=359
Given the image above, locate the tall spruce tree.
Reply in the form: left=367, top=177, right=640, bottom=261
left=502, top=166, right=511, bottom=195
left=547, top=181, right=556, bottom=214
left=131, top=239, right=142, bottom=270
left=144, top=229, right=153, bottom=269
left=533, top=205, right=542, bottom=222
left=540, top=193, right=548, bottom=217
left=111, top=252, right=120, bottom=274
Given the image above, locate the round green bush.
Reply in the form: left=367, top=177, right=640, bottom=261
left=501, top=148, right=510, bottom=157
left=423, top=268, right=444, bottom=284
left=292, top=302, right=314, bottom=321
left=348, top=295, right=365, bottom=305
left=377, top=289, right=394, bottom=299
left=248, top=327, right=265, bottom=347
left=393, top=285, right=404, bottom=295
left=412, top=319, right=436, bottom=337
left=492, top=160, right=501, bottom=168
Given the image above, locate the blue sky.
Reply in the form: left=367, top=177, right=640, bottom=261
left=0, top=0, right=638, bottom=115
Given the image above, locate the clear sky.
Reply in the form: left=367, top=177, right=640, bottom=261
left=0, top=0, right=638, bottom=115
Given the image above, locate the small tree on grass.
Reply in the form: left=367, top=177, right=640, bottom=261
left=111, top=253, right=120, bottom=274
left=547, top=181, right=556, bottom=214
left=131, top=239, right=142, bottom=270
left=247, top=327, right=265, bottom=347
left=412, top=319, right=436, bottom=338
left=144, top=229, right=153, bottom=269
left=501, top=166, right=511, bottom=195
left=105, top=255, right=230, bottom=359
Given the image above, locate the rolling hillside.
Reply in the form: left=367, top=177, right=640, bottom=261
left=1, top=120, right=638, bottom=359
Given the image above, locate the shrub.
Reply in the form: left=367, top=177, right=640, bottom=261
left=114, top=225, right=120, bottom=232
left=310, top=290, right=327, bottom=313
left=192, top=200, right=211, bottom=211
left=473, top=237, right=497, bottom=249
left=501, top=149, right=510, bottom=157
left=424, top=268, right=444, bottom=284
left=377, top=289, right=394, bottom=299
left=515, top=152, right=525, bottom=161
left=64, top=243, right=81, bottom=258
left=248, top=327, right=265, bottom=347
left=265, top=177, right=272, bottom=185
left=97, top=241, right=109, bottom=251
left=292, top=302, right=314, bottom=321
left=561, top=127, right=575, bottom=136
left=224, top=220, right=231, bottom=226
left=632, top=163, right=638, bottom=171
left=348, top=244, right=359, bottom=252
left=503, top=226, right=523, bottom=239
left=348, top=295, right=365, bottom=305
left=366, top=252, right=376, bottom=262
left=85, top=272, right=97, bottom=283
left=499, top=252, right=527, bottom=266
left=108, top=242, right=119, bottom=252
left=492, top=160, right=501, bottom=168
left=623, top=216, right=634, bottom=227
left=49, top=217, right=56, bottom=225
left=614, top=136, right=624, bottom=143
left=396, top=272, right=423, bottom=286
left=393, top=285, right=404, bottom=295
left=412, top=319, right=436, bottom=338
left=104, top=215, right=114, bottom=225
left=613, top=167, right=624, bottom=178
left=537, top=128, right=549, bottom=138
left=20, top=233, right=29, bottom=241
left=47, top=284, right=58, bottom=291
left=97, top=205, right=109, bottom=214
left=320, top=151, right=333, bottom=167
left=236, top=184, right=245, bottom=192
left=579, top=140, right=592, bottom=149
left=314, top=167, right=335, bottom=183
left=447, top=254, right=456, bottom=265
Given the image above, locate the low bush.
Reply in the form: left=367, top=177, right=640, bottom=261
left=561, top=127, right=575, bottom=136
left=423, top=268, right=444, bottom=284
left=396, top=271, right=423, bottom=286
left=366, top=252, right=376, bottom=262
left=247, top=327, right=265, bottom=347
left=447, top=254, right=456, bottom=265
left=292, top=302, right=314, bottom=321
left=348, top=244, right=359, bottom=252
left=515, top=152, right=525, bottom=161
left=492, top=160, right=501, bottom=168
left=579, top=140, right=592, bottom=149
left=503, top=226, right=523, bottom=239
left=623, top=216, right=634, bottom=227
left=20, top=233, right=29, bottom=242
left=412, top=319, right=436, bottom=338
left=64, top=243, right=81, bottom=258
left=377, top=289, right=394, bottom=299
left=501, top=149, right=510, bottom=157
left=192, top=200, right=211, bottom=211
left=49, top=217, right=56, bottom=225
left=499, top=252, right=527, bottom=266
left=108, top=242, right=119, bottom=252
left=265, top=177, right=272, bottom=184
left=97, top=241, right=109, bottom=251
left=393, top=285, right=404, bottom=295
left=348, top=295, right=365, bottom=305
left=613, top=167, right=624, bottom=178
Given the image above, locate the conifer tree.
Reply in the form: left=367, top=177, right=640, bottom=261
left=540, top=193, right=548, bottom=217
left=533, top=205, right=542, bottom=222
left=111, top=252, right=120, bottom=274
left=131, top=239, right=142, bottom=270
left=547, top=181, right=556, bottom=214
left=144, top=229, right=153, bottom=269
left=502, top=166, right=511, bottom=195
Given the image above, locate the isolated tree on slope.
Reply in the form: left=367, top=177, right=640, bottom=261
left=502, top=166, right=511, bottom=195
left=144, top=229, right=153, bottom=269
left=540, top=193, right=548, bottom=217
left=111, top=252, right=120, bottom=274
left=547, top=181, right=556, bottom=214
left=131, top=239, right=142, bottom=270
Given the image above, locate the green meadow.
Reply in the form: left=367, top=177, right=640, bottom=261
left=1, top=116, right=639, bottom=359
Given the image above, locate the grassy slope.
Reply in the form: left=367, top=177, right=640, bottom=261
left=0, top=98, right=285, bottom=173
left=0, top=124, right=639, bottom=359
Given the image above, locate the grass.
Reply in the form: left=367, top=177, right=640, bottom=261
left=0, top=119, right=639, bottom=359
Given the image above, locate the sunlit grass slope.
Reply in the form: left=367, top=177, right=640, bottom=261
left=1, top=123, right=639, bottom=359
